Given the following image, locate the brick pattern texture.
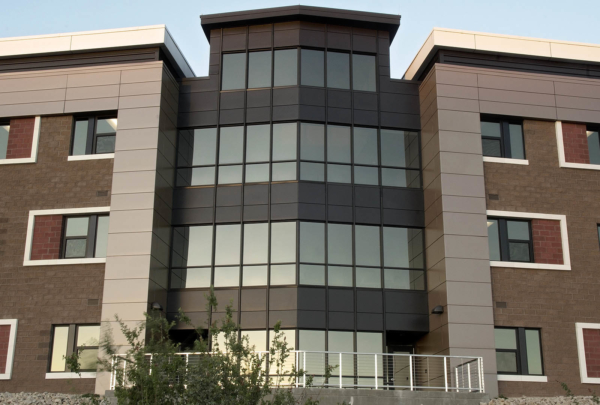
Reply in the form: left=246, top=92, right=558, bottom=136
left=562, top=122, right=590, bottom=164
left=531, top=219, right=564, bottom=265
left=0, top=115, right=113, bottom=393
left=0, top=325, right=10, bottom=373
left=583, top=329, right=600, bottom=378
left=30, top=215, right=62, bottom=260
left=485, top=119, right=600, bottom=397
left=6, top=117, right=35, bottom=159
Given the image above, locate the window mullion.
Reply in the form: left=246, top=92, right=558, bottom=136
left=502, top=121, right=512, bottom=158
left=86, top=215, right=98, bottom=258
left=517, top=327, right=529, bottom=375
left=85, top=118, right=95, bottom=155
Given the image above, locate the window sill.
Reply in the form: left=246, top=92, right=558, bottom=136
left=23, top=258, right=106, bottom=267
left=45, top=372, right=96, bottom=379
left=497, top=375, right=547, bottom=383
left=489, top=260, right=570, bottom=271
left=68, top=154, right=114, bottom=161
left=559, top=162, right=600, bottom=171
left=483, top=157, right=529, bottom=165
left=0, top=156, right=36, bottom=165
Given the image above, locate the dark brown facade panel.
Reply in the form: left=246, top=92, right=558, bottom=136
left=327, top=108, right=352, bottom=124
left=172, top=207, right=214, bottom=225
left=241, top=288, right=268, bottom=311
left=216, top=186, right=242, bottom=206
left=329, top=289, right=354, bottom=312
left=328, top=184, right=353, bottom=206
left=271, top=203, right=298, bottom=220
left=352, top=109, right=378, bottom=126
left=222, top=33, right=247, bottom=52
left=385, top=314, right=428, bottom=332
left=357, top=313, right=384, bottom=331
left=178, top=91, right=218, bottom=113
left=352, top=35, right=377, bottom=53
left=380, top=112, right=420, bottom=130
left=272, top=105, right=300, bottom=121
left=385, top=291, right=428, bottom=314
left=273, top=87, right=300, bottom=106
left=219, top=109, right=245, bottom=125
left=244, top=184, right=269, bottom=205
left=178, top=111, right=218, bottom=128
left=180, top=77, right=219, bottom=93
left=380, top=93, right=420, bottom=114
left=353, top=92, right=378, bottom=111
left=357, top=290, right=383, bottom=313
left=220, top=91, right=246, bottom=110
left=215, top=206, right=242, bottom=222
left=328, top=312, right=355, bottom=330
left=173, top=188, right=215, bottom=209
left=270, top=288, right=298, bottom=310
left=327, top=205, right=353, bottom=222
left=240, top=311, right=267, bottom=328
left=246, top=107, right=271, bottom=123
left=299, top=87, right=326, bottom=107
left=355, top=207, right=381, bottom=224
left=248, top=31, right=272, bottom=49
left=269, top=311, right=297, bottom=328
left=298, top=182, right=326, bottom=204
left=247, top=89, right=272, bottom=108
left=382, top=209, right=424, bottom=227
left=327, top=32, right=351, bottom=50
left=298, top=311, right=327, bottom=328
left=243, top=205, right=269, bottom=221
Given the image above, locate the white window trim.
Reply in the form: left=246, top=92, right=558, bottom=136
left=576, top=322, right=600, bottom=384
left=68, top=153, right=114, bottom=161
left=23, top=207, right=110, bottom=267
left=497, top=375, right=548, bottom=382
left=555, top=121, right=600, bottom=171
left=0, top=319, right=18, bottom=380
left=0, top=116, right=41, bottom=165
left=45, top=372, right=97, bottom=379
left=487, top=210, right=571, bottom=271
left=483, top=156, right=529, bottom=165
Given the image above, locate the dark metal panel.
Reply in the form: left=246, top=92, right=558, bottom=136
left=220, top=91, right=246, bottom=110
left=378, top=37, right=390, bottom=56
left=240, top=311, right=267, bottom=328
left=298, top=310, right=326, bottom=328
left=216, top=186, right=242, bottom=206
left=298, top=203, right=326, bottom=221
left=384, top=291, right=428, bottom=314
left=246, top=107, right=271, bottom=123
left=245, top=184, right=269, bottom=205
left=271, top=183, right=299, bottom=204
left=298, top=287, right=326, bottom=310
left=271, top=203, right=299, bottom=220
left=222, top=33, right=247, bottom=51
left=327, top=205, right=353, bottom=223
left=170, top=312, right=209, bottom=329
left=243, top=205, right=269, bottom=221
left=299, top=105, right=326, bottom=122
left=174, top=187, right=215, bottom=209
left=299, top=30, right=326, bottom=48
left=355, top=207, right=380, bottom=224
left=269, top=310, right=297, bottom=328
left=328, top=312, right=355, bottom=330
left=299, top=87, right=326, bottom=107
left=298, top=182, right=326, bottom=204
left=327, top=32, right=351, bottom=50
left=382, top=209, right=424, bottom=227
left=352, top=35, right=377, bottom=53
left=328, top=184, right=353, bottom=206
left=179, top=91, right=219, bottom=113
left=327, top=89, right=352, bottom=108
left=241, top=288, right=267, bottom=311
left=357, top=313, right=384, bottom=331
left=180, top=77, right=220, bottom=93
left=327, top=108, right=352, bottom=124
left=385, top=313, right=429, bottom=332
left=380, top=112, right=421, bottom=130
left=213, top=289, right=240, bottom=312
left=379, top=93, right=420, bottom=115
left=353, top=92, right=378, bottom=111
left=382, top=188, right=423, bottom=211
left=357, top=290, right=383, bottom=313
left=328, top=289, right=354, bottom=312
left=273, top=87, right=300, bottom=106
left=219, top=109, right=245, bottom=125
left=172, top=207, right=214, bottom=225
left=379, top=77, right=420, bottom=95
left=354, top=186, right=380, bottom=208
left=273, top=29, right=301, bottom=48
left=270, top=288, right=298, bottom=310
left=167, top=290, right=209, bottom=312
left=215, top=206, right=242, bottom=223
left=273, top=105, right=300, bottom=121
left=178, top=111, right=219, bottom=128
left=353, top=109, right=379, bottom=126
left=249, top=32, right=272, bottom=49
left=247, top=89, right=272, bottom=108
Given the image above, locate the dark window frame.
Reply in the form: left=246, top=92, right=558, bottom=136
left=488, top=217, right=534, bottom=263
left=61, top=214, right=108, bottom=259
left=586, top=124, right=600, bottom=165
left=481, top=115, right=525, bottom=159
left=48, top=323, right=100, bottom=373
left=70, top=115, right=117, bottom=156
left=495, top=326, right=544, bottom=376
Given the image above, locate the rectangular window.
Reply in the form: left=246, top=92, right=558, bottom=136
left=481, top=118, right=525, bottom=159
left=0, top=122, right=9, bottom=159
left=62, top=215, right=109, bottom=259
left=327, top=52, right=350, bottom=90
left=274, top=49, right=298, bottom=87
left=71, top=116, right=117, bottom=156
left=272, top=123, right=297, bottom=161
left=49, top=324, right=100, bottom=373
left=495, top=327, right=543, bottom=376
left=352, top=54, right=376, bottom=92
left=487, top=218, right=533, bottom=263
left=300, top=123, right=325, bottom=161
left=587, top=126, right=600, bottom=165
left=248, top=51, right=272, bottom=89
left=221, top=53, right=246, bottom=90
left=301, top=49, right=324, bottom=87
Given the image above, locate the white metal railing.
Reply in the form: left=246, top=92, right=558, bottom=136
left=109, top=351, right=484, bottom=393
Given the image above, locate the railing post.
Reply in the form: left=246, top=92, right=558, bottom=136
left=467, top=363, right=472, bottom=392
left=303, top=351, right=306, bottom=388
left=409, top=355, right=413, bottom=391
left=374, top=354, right=378, bottom=389
left=479, top=357, right=485, bottom=393
left=295, top=351, right=299, bottom=388
left=455, top=366, right=459, bottom=393
left=443, top=357, right=448, bottom=392
left=339, top=353, right=342, bottom=389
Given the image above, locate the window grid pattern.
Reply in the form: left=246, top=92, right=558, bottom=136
left=495, top=327, right=544, bottom=376
left=481, top=117, right=525, bottom=159
left=487, top=218, right=534, bottom=263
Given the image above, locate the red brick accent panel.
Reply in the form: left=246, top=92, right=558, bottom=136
left=562, top=122, right=590, bottom=164
left=583, top=329, right=600, bottom=378
left=6, top=117, right=35, bottom=159
left=30, top=215, right=63, bottom=260
left=531, top=219, right=564, bottom=265
left=0, top=324, right=10, bottom=374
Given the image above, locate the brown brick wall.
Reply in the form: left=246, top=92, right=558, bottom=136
left=583, top=329, right=600, bottom=378
left=531, top=219, right=564, bottom=265
left=485, top=119, right=600, bottom=396
left=6, top=117, right=35, bottom=159
left=0, top=324, right=10, bottom=373
left=30, top=215, right=62, bottom=260
left=0, top=115, right=113, bottom=393
left=562, top=122, right=590, bottom=164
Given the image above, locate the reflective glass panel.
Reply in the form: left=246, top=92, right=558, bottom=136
left=327, top=52, right=350, bottom=89
left=383, top=227, right=424, bottom=269
left=381, top=168, right=420, bottom=188
left=299, top=330, right=325, bottom=351
left=0, top=124, right=9, bottom=159
left=328, top=331, right=354, bottom=381
left=487, top=219, right=501, bottom=261
left=274, top=49, right=298, bottom=87
left=191, top=167, right=216, bottom=186
left=218, top=165, right=243, bottom=184
left=243, top=223, right=268, bottom=264
left=214, top=224, right=241, bottom=265
left=272, top=162, right=296, bottom=181
left=300, top=222, right=325, bottom=263
left=328, top=331, right=353, bottom=352
left=327, top=125, right=351, bottom=163
left=301, top=49, right=324, bottom=87
left=509, top=124, right=525, bottom=159
left=246, top=125, right=270, bottom=163
left=183, top=268, right=211, bottom=288
left=481, top=122, right=501, bottom=138
left=214, top=266, right=240, bottom=287
left=66, top=217, right=89, bottom=237
left=272, top=123, right=297, bottom=161
left=496, top=352, right=518, bottom=373
left=245, top=164, right=269, bottom=183
left=328, top=223, right=352, bottom=265
left=328, top=266, right=353, bottom=287
left=353, top=127, right=378, bottom=165
left=525, top=330, right=543, bottom=375
left=50, top=326, right=69, bottom=372
left=192, top=128, right=217, bottom=166
left=65, top=239, right=86, bottom=258
left=301, top=123, right=324, bottom=161
left=357, top=332, right=382, bottom=353
left=509, top=242, right=530, bottom=262
left=482, top=139, right=502, bottom=157
left=354, top=166, right=378, bottom=185
left=95, top=136, right=115, bottom=154
left=242, top=330, right=267, bottom=352
left=300, top=162, right=324, bottom=181
left=356, top=267, right=381, bottom=288
left=271, top=222, right=296, bottom=263
left=222, top=53, right=246, bottom=90
left=495, top=328, right=517, bottom=350
left=77, top=325, right=100, bottom=347
left=355, top=225, right=380, bottom=266
left=352, top=54, right=376, bottom=92
left=72, top=120, right=88, bottom=156
left=588, top=131, right=600, bottom=165
left=299, top=264, right=325, bottom=285
left=97, top=118, right=117, bottom=134
left=248, top=51, right=272, bottom=89
left=507, top=221, right=530, bottom=240
left=219, top=126, right=244, bottom=164
left=327, top=164, right=351, bottom=183
left=270, top=264, right=296, bottom=285
left=79, top=348, right=98, bottom=371
left=380, top=130, right=419, bottom=168
left=94, top=216, right=109, bottom=258
left=384, top=269, right=425, bottom=290
left=243, top=266, right=268, bottom=286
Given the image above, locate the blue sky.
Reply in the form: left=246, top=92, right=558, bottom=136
left=2, top=0, right=599, bottom=78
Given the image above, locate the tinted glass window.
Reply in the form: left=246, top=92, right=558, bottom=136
left=193, top=128, right=217, bottom=166
left=352, top=54, right=376, bottom=92
left=381, top=168, right=420, bottom=188
left=481, top=121, right=502, bottom=157
left=588, top=130, right=600, bottom=164
left=219, top=126, right=244, bottom=164
left=222, top=53, right=246, bottom=90
left=300, top=264, right=325, bottom=285
left=507, top=221, right=530, bottom=240
left=487, top=219, right=501, bottom=261
left=327, top=164, right=351, bottom=183
left=191, top=167, right=216, bottom=185
left=380, top=130, right=419, bottom=168
left=272, top=123, right=297, bottom=161
left=355, top=225, right=380, bottom=266
left=246, top=125, right=270, bottom=162
left=243, top=265, right=268, bottom=286
left=214, top=266, right=240, bottom=287
left=327, top=125, right=351, bottom=163
left=274, top=49, right=298, bottom=87
left=0, top=124, right=8, bottom=159
left=272, top=162, right=296, bottom=181
left=328, top=266, right=353, bottom=287
left=356, top=267, right=381, bottom=288
left=384, top=269, right=425, bottom=290
left=245, top=164, right=269, bottom=183
left=327, top=52, right=350, bottom=89
left=248, top=51, right=272, bottom=89
left=328, top=223, right=352, bottom=265
left=300, top=123, right=324, bottom=161
left=72, top=120, right=88, bottom=156
left=214, top=224, right=241, bottom=265
left=353, top=127, right=378, bottom=165
left=354, top=166, right=378, bottom=185
left=301, top=49, right=324, bottom=87
left=525, top=329, right=543, bottom=375
left=300, top=162, right=324, bottom=182
left=271, top=222, right=296, bottom=263
left=270, top=264, right=296, bottom=285
left=184, top=268, right=211, bottom=288
left=243, top=223, right=268, bottom=264
left=94, top=216, right=109, bottom=258
left=187, top=226, right=213, bottom=267
left=383, top=227, right=423, bottom=269
left=218, top=165, right=243, bottom=184
left=509, top=124, right=525, bottom=160
left=95, top=136, right=115, bottom=154
left=300, top=222, right=325, bottom=263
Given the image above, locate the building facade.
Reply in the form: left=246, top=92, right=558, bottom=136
left=0, top=6, right=599, bottom=398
